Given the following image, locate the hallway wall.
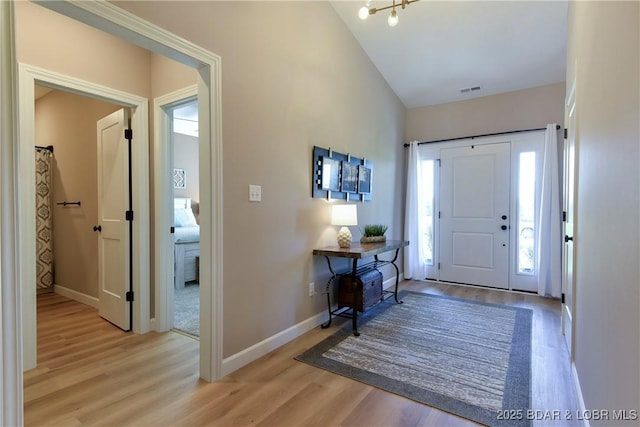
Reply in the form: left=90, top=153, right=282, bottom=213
left=566, top=0, right=639, bottom=418
left=15, top=2, right=152, bottom=98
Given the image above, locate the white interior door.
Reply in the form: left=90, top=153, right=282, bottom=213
left=440, top=143, right=511, bottom=288
left=97, top=108, right=131, bottom=331
left=562, top=86, right=576, bottom=357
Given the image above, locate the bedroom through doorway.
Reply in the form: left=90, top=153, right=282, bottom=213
left=171, top=99, right=200, bottom=337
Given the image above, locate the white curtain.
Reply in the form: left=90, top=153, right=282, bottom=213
left=536, top=124, right=562, bottom=297
left=404, top=141, right=428, bottom=279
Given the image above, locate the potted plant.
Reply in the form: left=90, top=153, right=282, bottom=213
left=360, top=224, right=388, bottom=243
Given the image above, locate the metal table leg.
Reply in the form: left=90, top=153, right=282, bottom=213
left=321, top=256, right=337, bottom=329
left=375, top=248, right=403, bottom=304
left=320, top=275, right=337, bottom=328
left=351, top=258, right=360, bottom=336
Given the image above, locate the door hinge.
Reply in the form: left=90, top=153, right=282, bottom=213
left=126, top=210, right=134, bottom=221
left=438, top=262, right=441, bottom=270
left=562, top=211, right=567, bottom=222
left=438, top=211, right=441, bottom=219
left=564, top=128, right=568, bottom=139
left=124, top=128, right=133, bottom=140
left=126, top=291, right=134, bottom=302
left=170, top=226, right=175, bottom=234
left=561, top=293, right=565, bottom=304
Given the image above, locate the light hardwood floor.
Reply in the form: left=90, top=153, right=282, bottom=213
left=25, top=281, right=581, bottom=426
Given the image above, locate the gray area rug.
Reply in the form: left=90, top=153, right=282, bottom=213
left=296, top=292, right=532, bottom=427
left=174, top=282, right=199, bottom=337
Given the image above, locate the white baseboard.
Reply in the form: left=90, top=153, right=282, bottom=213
left=221, top=273, right=404, bottom=377
left=221, top=309, right=328, bottom=377
left=383, top=273, right=404, bottom=290
left=54, top=284, right=99, bottom=308
left=572, top=362, right=590, bottom=427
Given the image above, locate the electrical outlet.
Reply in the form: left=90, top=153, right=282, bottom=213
left=308, top=282, right=316, bottom=297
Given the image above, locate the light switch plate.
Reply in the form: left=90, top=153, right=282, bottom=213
left=249, top=184, right=262, bottom=202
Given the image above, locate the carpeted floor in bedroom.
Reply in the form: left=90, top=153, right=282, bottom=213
left=174, top=282, right=199, bottom=337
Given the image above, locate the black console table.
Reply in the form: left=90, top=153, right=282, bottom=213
left=313, top=240, right=409, bottom=336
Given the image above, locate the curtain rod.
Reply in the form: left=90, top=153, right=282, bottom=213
left=403, top=124, right=561, bottom=147
left=35, top=145, right=54, bottom=153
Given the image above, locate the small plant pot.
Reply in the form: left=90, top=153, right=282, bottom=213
left=360, top=235, right=386, bottom=243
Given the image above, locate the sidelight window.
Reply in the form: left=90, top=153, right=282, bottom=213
left=517, top=152, right=536, bottom=274
left=418, top=159, right=436, bottom=265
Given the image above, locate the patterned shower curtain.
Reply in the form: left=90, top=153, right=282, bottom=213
left=35, top=148, right=54, bottom=291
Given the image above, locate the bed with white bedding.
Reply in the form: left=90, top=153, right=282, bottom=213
left=174, top=198, right=200, bottom=289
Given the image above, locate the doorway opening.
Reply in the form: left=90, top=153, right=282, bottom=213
left=19, top=63, right=150, bottom=371
left=34, top=84, right=130, bottom=332
left=170, top=98, right=200, bottom=337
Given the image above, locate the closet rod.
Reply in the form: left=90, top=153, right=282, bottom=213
left=403, top=124, right=561, bottom=147
left=35, top=145, right=54, bottom=153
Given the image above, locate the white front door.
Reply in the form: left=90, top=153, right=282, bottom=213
left=439, top=143, right=511, bottom=288
left=97, top=108, right=131, bottom=331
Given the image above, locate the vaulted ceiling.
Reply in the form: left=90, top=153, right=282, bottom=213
left=331, top=1, right=568, bottom=108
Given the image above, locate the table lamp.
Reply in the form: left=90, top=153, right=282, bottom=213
left=331, top=204, right=358, bottom=248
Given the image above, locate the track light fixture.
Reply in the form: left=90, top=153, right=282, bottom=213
left=358, top=0, right=420, bottom=27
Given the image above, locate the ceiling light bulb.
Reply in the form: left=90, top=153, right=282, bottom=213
left=388, top=9, right=399, bottom=27
left=358, top=6, right=370, bottom=20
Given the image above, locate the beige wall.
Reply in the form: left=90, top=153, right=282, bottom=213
left=35, top=90, right=120, bottom=298
left=117, top=1, right=406, bottom=356
left=15, top=2, right=151, bottom=99
left=405, top=82, right=566, bottom=142
left=567, top=1, right=639, bottom=418
left=150, top=53, right=197, bottom=97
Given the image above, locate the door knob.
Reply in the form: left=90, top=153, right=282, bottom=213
left=93, top=225, right=102, bottom=232
left=501, top=215, right=508, bottom=220
left=564, top=235, right=573, bottom=243
left=501, top=225, right=508, bottom=231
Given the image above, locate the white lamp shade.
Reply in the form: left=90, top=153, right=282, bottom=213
left=331, top=204, right=358, bottom=226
